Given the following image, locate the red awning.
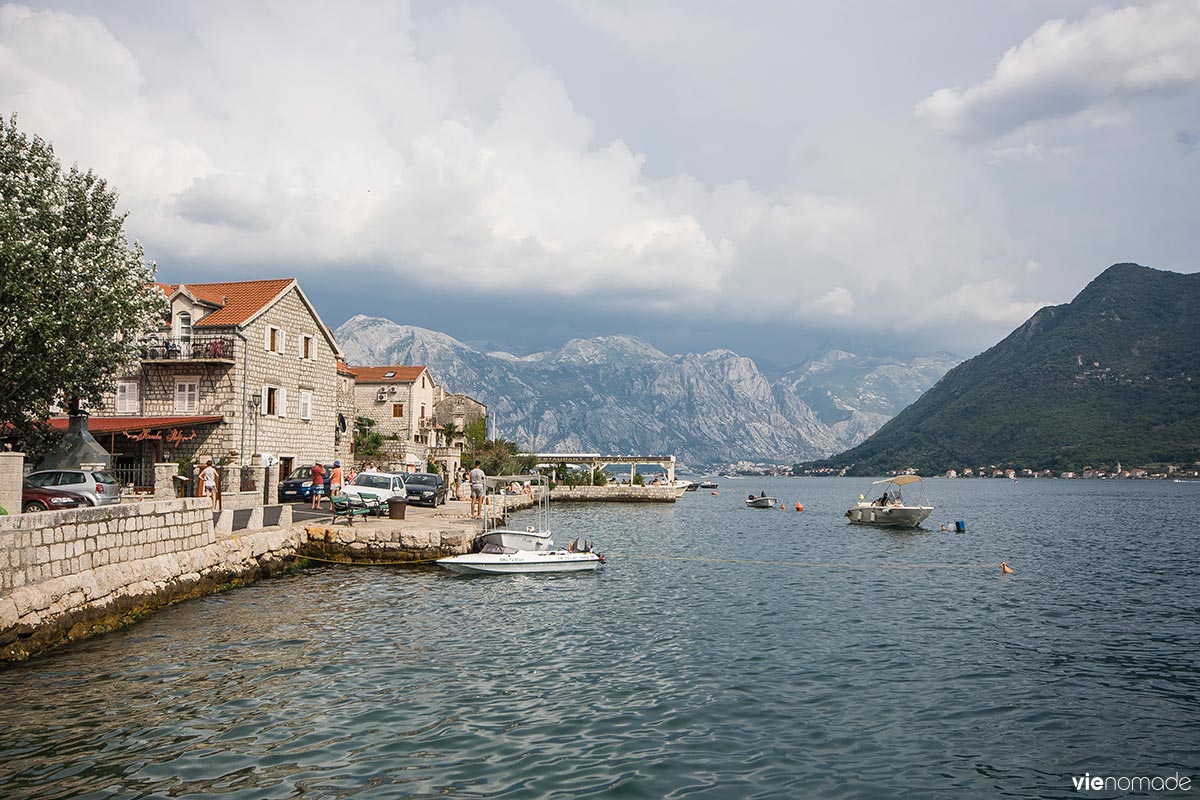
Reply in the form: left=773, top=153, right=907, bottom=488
left=48, top=415, right=224, bottom=434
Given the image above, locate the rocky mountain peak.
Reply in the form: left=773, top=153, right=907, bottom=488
left=333, top=318, right=956, bottom=467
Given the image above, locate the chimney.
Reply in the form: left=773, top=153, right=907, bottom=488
left=39, top=410, right=112, bottom=471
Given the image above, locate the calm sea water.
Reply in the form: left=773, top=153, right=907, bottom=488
left=2, top=477, right=1197, bottom=799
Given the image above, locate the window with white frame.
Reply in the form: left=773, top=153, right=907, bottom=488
left=116, top=380, right=139, bottom=414
left=265, top=325, right=286, bottom=354
left=263, top=385, right=287, bottom=417
left=174, top=377, right=199, bottom=414
left=300, top=334, right=314, bottom=360
left=177, top=311, right=192, bottom=344
left=299, top=391, right=313, bottom=420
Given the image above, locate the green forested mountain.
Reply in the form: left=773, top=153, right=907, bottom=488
left=801, top=263, right=1200, bottom=475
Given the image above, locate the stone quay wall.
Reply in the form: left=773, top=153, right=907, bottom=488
left=0, top=498, right=304, bottom=661
left=550, top=486, right=679, bottom=503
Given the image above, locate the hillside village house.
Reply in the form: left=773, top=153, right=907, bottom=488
left=350, top=366, right=485, bottom=478
left=55, top=278, right=343, bottom=488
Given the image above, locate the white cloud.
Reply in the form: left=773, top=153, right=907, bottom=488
left=926, top=280, right=1049, bottom=326
left=0, top=1, right=1067, bottom=347
left=915, top=0, right=1200, bottom=141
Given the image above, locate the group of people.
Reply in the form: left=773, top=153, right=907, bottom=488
left=308, top=460, right=345, bottom=509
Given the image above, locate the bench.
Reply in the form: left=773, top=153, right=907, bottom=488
left=330, top=494, right=382, bottom=524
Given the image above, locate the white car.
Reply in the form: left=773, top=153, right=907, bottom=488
left=341, top=472, right=407, bottom=508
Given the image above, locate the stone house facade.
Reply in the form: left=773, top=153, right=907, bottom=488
left=74, top=279, right=342, bottom=487
left=433, top=393, right=487, bottom=451
left=349, top=367, right=487, bottom=478
left=350, top=366, right=440, bottom=470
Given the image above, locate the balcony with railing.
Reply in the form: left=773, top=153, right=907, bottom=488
left=140, top=335, right=236, bottom=363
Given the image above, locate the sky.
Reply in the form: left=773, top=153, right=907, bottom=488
left=2, top=0, right=1198, bottom=366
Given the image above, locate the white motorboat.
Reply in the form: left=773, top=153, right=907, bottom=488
left=845, top=475, right=934, bottom=528
left=437, top=474, right=603, bottom=575
left=745, top=494, right=777, bottom=508
left=437, top=546, right=602, bottom=574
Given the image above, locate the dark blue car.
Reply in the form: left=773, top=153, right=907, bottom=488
left=278, top=466, right=317, bottom=501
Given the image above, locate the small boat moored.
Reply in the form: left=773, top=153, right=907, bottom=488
left=437, top=474, right=604, bottom=575
left=745, top=493, right=777, bottom=508
left=845, top=475, right=934, bottom=528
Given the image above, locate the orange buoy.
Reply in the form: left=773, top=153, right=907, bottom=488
left=1001, top=562, right=1014, bottom=574
left=795, top=502, right=804, bottom=512
left=780, top=504, right=785, bottom=510
left=710, top=491, right=718, bottom=495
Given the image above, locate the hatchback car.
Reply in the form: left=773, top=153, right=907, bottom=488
left=21, top=481, right=89, bottom=513
left=342, top=472, right=408, bottom=509
left=24, top=469, right=122, bottom=506
left=278, top=466, right=317, bottom=501
left=402, top=472, right=446, bottom=507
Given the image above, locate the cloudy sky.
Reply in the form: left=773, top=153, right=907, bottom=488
left=3, top=1, right=1197, bottom=365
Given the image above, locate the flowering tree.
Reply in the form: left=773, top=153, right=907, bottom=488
left=0, top=114, right=166, bottom=453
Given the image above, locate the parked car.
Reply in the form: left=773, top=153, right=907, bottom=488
left=21, top=481, right=89, bottom=513
left=402, top=472, right=446, bottom=507
left=278, top=466, right=317, bottom=501
left=341, top=472, right=408, bottom=510
left=24, top=469, right=122, bottom=506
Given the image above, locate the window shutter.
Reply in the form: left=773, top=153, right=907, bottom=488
left=279, top=388, right=287, bottom=417
left=262, top=386, right=269, bottom=416
left=279, top=330, right=286, bottom=354
left=264, top=327, right=271, bottom=352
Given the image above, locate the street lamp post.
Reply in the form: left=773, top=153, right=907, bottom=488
left=250, top=391, right=261, bottom=459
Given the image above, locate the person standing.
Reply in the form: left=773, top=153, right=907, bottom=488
left=329, top=460, right=343, bottom=499
left=469, top=460, right=486, bottom=519
left=311, top=461, right=326, bottom=509
left=200, top=460, right=219, bottom=509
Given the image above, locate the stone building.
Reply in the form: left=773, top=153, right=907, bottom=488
left=60, top=278, right=342, bottom=488
left=433, top=393, right=487, bottom=451
left=350, top=366, right=485, bottom=478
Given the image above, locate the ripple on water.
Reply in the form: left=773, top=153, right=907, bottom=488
left=1, top=479, right=1198, bottom=798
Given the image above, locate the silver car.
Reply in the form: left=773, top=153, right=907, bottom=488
left=24, top=469, right=122, bottom=506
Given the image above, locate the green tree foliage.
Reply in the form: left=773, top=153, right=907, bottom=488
left=354, top=416, right=384, bottom=457
left=0, top=115, right=165, bottom=453
left=462, top=416, right=487, bottom=461
left=475, top=437, right=534, bottom=478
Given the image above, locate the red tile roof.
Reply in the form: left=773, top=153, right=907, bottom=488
left=158, top=279, right=296, bottom=327
left=351, top=366, right=429, bottom=384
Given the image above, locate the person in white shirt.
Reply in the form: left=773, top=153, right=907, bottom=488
left=199, top=460, right=219, bottom=509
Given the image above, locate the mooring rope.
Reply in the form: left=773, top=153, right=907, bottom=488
left=299, top=553, right=445, bottom=566
left=298, top=551, right=1004, bottom=570
left=603, top=553, right=1001, bottom=569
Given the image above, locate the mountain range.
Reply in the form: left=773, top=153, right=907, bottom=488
left=334, top=315, right=959, bottom=468
left=803, top=263, right=1200, bottom=475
